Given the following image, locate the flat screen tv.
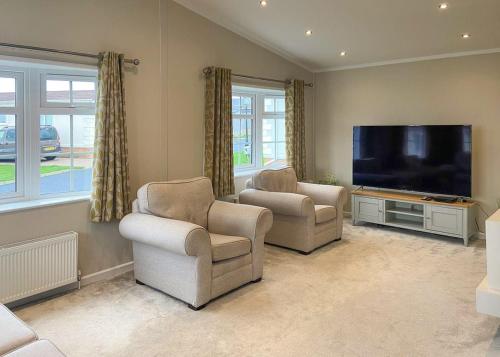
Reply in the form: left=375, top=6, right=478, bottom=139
left=352, top=125, right=472, bottom=197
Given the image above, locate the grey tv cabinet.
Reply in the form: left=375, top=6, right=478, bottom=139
left=352, top=189, right=477, bottom=246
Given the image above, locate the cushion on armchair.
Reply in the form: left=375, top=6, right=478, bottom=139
left=250, top=167, right=297, bottom=193
left=136, top=177, right=215, bottom=228
left=209, top=233, right=251, bottom=262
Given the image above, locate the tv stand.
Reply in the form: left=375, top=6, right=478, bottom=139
left=352, top=189, right=477, bottom=245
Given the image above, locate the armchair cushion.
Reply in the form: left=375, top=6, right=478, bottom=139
left=315, top=205, right=336, bottom=224
left=210, top=233, right=251, bottom=262
left=136, top=177, right=215, bottom=228
left=250, top=167, right=297, bottom=193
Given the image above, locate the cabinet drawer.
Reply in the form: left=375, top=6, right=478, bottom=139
left=425, top=206, right=463, bottom=236
left=355, top=196, right=383, bottom=224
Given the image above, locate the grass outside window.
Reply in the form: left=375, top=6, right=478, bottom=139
left=0, top=163, right=83, bottom=183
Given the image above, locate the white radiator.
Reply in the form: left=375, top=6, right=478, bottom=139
left=0, top=232, right=78, bottom=304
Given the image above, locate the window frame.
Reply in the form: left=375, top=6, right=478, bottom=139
left=41, top=73, right=97, bottom=109
left=232, top=86, right=286, bottom=174
left=0, top=62, right=97, bottom=205
left=263, top=95, right=285, bottom=115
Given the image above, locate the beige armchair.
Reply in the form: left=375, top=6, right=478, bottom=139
left=119, top=177, right=273, bottom=310
left=239, top=168, right=346, bottom=254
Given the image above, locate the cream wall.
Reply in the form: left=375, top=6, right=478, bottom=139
left=165, top=0, right=315, bottom=181
left=0, top=0, right=315, bottom=277
left=315, top=53, right=500, bottom=229
left=0, top=0, right=161, bottom=277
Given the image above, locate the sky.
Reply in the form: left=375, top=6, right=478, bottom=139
left=0, top=77, right=15, bottom=93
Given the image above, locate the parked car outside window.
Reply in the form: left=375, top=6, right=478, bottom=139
left=0, top=125, right=61, bottom=161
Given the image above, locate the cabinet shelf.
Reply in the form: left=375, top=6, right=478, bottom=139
left=385, top=210, right=424, bottom=229
left=385, top=208, right=424, bottom=217
left=385, top=216, right=424, bottom=229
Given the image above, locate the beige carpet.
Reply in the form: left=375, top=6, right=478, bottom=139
left=15, top=222, right=500, bottom=356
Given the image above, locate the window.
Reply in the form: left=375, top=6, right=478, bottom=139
left=0, top=63, right=97, bottom=204
left=232, top=86, right=287, bottom=172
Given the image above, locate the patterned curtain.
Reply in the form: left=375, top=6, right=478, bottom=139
left=204, top=66, right=234, bottom=197
left=285, top=79, right=306, bottom=181
left=90, top=52, right=131, bottom=223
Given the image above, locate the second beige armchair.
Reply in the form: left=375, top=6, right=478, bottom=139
left=239, top=168, right=347, bottom=254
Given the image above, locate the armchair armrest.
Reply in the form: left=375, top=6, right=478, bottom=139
left=208, top=200, right=273, bottom=241
left=297, top=182, right=347, bottom=208
left=208, top=200, right=273, bottom=281
left=119, top=213, right=210, bottom=257
left=239, top=189, right=314, bottom=217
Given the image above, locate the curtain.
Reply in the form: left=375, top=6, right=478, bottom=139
left=285, top=79, right=306, bottom=181
left=90, top=52, right=131, bottom=223
left=204, top=66, right=234, bottom=197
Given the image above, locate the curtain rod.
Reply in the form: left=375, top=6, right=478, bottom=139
left=203, top=67, right=313, bottom=88
left=0, top=42, right=140, bottom=66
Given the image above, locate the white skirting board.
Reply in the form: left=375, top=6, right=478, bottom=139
left=80, top=261, right=134, bottom=287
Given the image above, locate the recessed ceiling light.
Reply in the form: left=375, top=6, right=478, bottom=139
left=461, top=33, right=471, bottom=39
left=340, top=51, right=347, bottom=57
left=305, top=30, right=313, bottom=36
left=438, top=3, right=448, bottom=10
left=259, top=0, right=267, bottom=7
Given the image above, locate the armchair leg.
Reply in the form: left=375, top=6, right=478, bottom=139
left=188, top=303, right=207, bottom=311
left=136, top=279, right=145, bottom=286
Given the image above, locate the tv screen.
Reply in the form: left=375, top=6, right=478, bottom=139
left=353, top=125, right=472, bottom=197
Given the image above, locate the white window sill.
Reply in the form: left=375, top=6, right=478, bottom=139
left=0, top=195, right=91, bottom=215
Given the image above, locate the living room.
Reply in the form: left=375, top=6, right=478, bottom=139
left=0, top=0, right=499, bottom=356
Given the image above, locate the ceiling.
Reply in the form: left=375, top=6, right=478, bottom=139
left=174, top=0, right=500, bottom=72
